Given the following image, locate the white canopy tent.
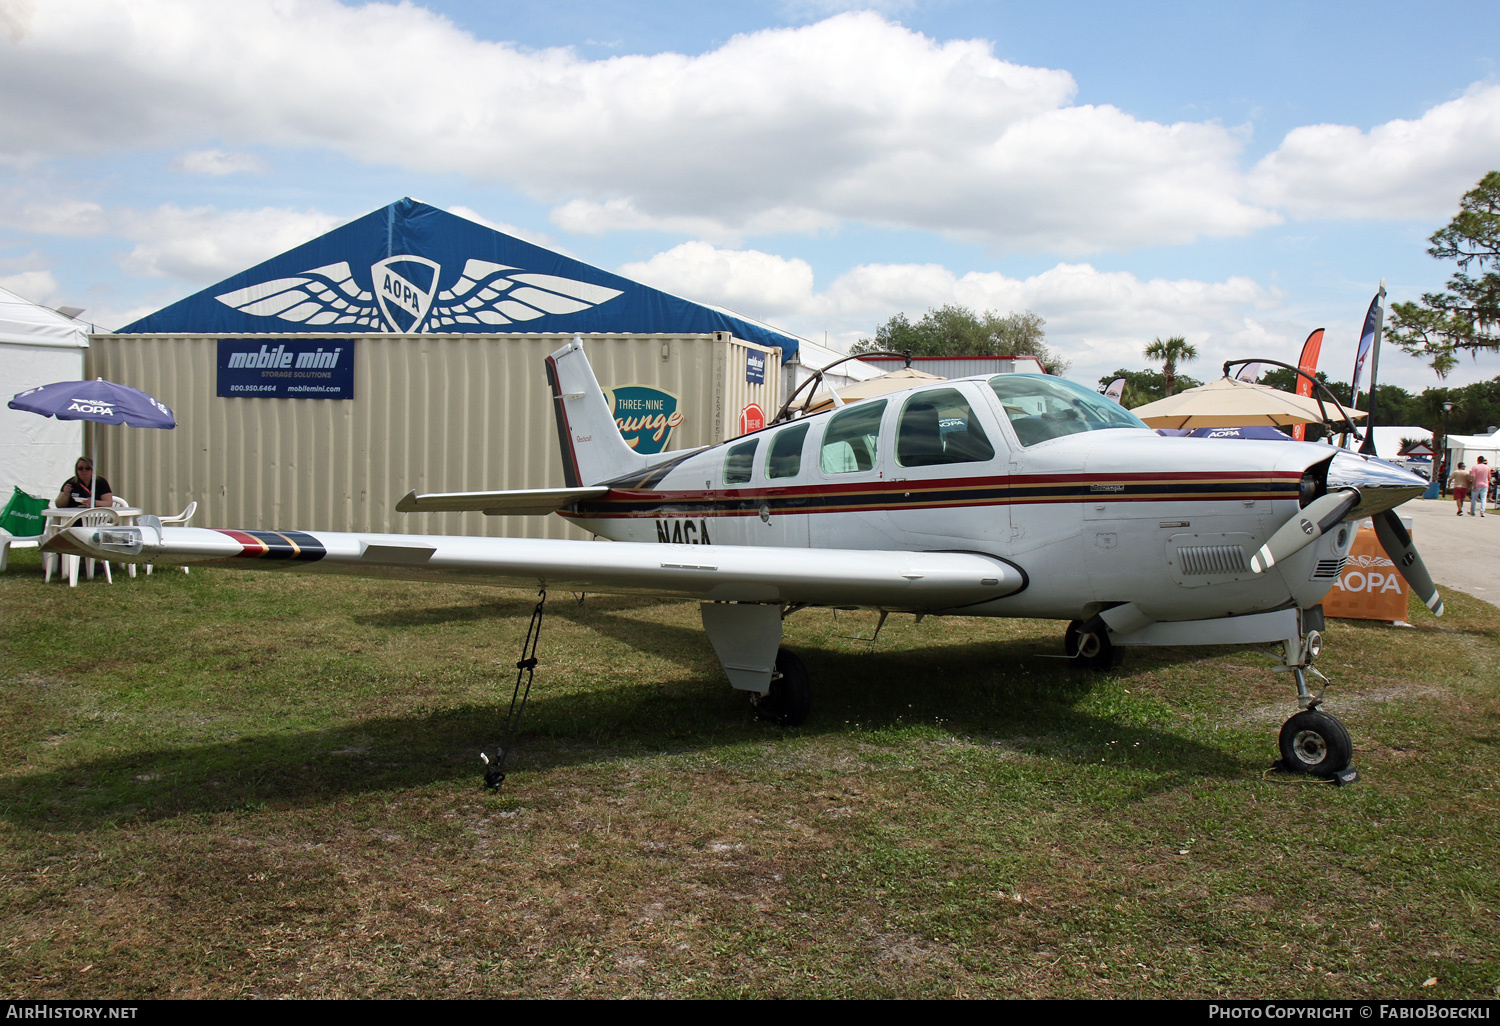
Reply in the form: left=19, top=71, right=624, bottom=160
left=0, top=285, right=88, bottom=503
left=1446, top=428, right=1500, bottom=470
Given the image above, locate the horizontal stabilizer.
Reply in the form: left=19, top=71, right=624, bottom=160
left=395, top=486, right=608, bottom=516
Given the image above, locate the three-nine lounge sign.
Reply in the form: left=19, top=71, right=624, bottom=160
left=217, top=340, right=356, bottom=399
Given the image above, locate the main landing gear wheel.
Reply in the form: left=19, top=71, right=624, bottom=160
left=1065, top=619, right=1122, bottom=671
left=753, top=650, right=812, bottom=727
left=1278, top=709, right=1353, bottom=778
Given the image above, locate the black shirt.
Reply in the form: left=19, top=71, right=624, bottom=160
left=59, top=476, right=112, bottom=508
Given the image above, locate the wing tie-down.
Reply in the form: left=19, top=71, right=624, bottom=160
left=481, top=587, right=547, bottom=791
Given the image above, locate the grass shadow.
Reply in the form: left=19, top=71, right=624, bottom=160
left=0, top=630, right=1250, bottom=833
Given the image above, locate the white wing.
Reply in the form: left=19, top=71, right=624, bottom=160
left=47, top=525, right=1023, bottom=610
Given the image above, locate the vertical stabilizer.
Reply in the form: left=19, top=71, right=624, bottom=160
left=546, top=338, right=654, bottom=487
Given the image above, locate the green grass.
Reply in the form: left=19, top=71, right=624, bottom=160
left=2, top=548, right=1497, bottom=998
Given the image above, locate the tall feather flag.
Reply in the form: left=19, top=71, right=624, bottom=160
left=1102, top=377, right=1126, bottom=403
left=1350, top=293, right=1382, bottom=402
left=1353, top=282, right=1387, bottom=456
left=1290, top=328, right=1324, bottom=442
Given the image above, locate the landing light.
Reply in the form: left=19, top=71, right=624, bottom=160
left=91, top=528, right=143, bottom=555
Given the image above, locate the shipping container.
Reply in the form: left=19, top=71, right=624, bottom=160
left=85, top=332, right=780, bottom=540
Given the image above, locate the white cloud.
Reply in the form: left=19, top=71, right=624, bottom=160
left=1251, top=83, right=1500, bottom=220
left=0, top=269, right=63, bottom=307
left=115, top=205, right=341, bottom=279
left=621, top=240, right=1287, bottom=387
left=171, top=149, right=269, bottom=176
left=622, top=241, right=817, bottom=319
left=0, top=197, right=107, bottom=237
left=0, top=1, right=1277, bottom=253
left=0, top=193, right=338, bottom=281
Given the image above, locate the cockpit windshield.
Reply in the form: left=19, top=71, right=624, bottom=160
left=988, top=374, right=1147, bottom=446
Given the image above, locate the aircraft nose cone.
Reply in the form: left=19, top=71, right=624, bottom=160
left=1327, top=451, right=1428, bottom=519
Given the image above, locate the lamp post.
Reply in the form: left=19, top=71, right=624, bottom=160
left=1442, top=401, right=1455, bottom=497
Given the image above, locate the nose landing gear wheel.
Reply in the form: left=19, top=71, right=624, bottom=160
left=1278, top=709, right=1353, bottom=778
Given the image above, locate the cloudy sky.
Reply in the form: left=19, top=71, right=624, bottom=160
left=3, top=0, right=1500, bottom=394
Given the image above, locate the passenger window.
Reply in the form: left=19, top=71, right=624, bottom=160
left=724, top=438, right=758, bottom=485
left=897, top=388, right=996, bottom=467
left=819, top=400, right=886, bottom=474
left=766, top=423, right=809, bottom=479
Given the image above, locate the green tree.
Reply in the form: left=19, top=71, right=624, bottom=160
left=1142, top=335, right=1199, bottom=397
left=853, top=305, right=1068, bottom=374
left=1387, top=171, right=1500, bottom=377
left=1095, top=367, right=1203, bottom=408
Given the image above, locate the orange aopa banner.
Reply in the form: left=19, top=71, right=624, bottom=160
left=1324, top=519, right=1411, bottom=622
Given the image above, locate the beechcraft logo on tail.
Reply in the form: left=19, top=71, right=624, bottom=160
left=215, top=258, right=624, bottom=333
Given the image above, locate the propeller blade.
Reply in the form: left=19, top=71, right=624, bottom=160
left=1373, top=509, right=1443, bottom=616
left=1250, top=489, right=1361, bottom=574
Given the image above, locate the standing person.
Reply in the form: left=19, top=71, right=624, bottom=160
left=56, top=457, right=113, bottom=509
left=1470, top=457, right=1491, bottom=517
left=1450, top=461, right=1473, bottom=516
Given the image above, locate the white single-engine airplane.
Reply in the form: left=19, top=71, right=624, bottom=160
left=48, top=339, right=1439, bottom=782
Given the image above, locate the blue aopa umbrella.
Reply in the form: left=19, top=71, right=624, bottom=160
left=9, top=379, right=176, bottom=506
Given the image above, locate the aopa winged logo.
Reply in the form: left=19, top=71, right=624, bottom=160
left=214, top=258, right=624, bottom=333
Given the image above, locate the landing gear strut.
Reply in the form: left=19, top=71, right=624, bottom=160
left=1274, top=617, right=1357, bottom=783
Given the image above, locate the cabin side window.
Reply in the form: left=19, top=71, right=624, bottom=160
left=766, top=423, right=809, bottom=479
left=724, top=438, right=759, bottom=485
left=896, top=388, right=996, bottom=467
left=819, top=400, right=887, bottom=474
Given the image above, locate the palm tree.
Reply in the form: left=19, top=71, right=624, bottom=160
left=1144, top=335, right=1199, bottom=397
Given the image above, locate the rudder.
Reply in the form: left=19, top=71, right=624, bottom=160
left=546, top=337, right=654, bottom=487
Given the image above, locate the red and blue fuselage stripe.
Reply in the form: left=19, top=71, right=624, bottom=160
left=559, top=471, right=1303, bottom=520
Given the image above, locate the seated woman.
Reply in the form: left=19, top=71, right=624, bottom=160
left=57, top=457, right=113, bottom=508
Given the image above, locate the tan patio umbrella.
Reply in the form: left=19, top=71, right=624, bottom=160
left=800, top=367, right=946, bottom=415
left=1129, top=376, right=1368, bottom=430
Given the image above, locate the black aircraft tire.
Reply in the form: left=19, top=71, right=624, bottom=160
left=1278, top=710, right=1353, bottom=777
left=1065, top=620, right=1119, bottom=672
left=755, top=650, right=812, bottom=727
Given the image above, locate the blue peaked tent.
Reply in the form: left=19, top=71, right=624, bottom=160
left=121, top=198, right=801, bottom=358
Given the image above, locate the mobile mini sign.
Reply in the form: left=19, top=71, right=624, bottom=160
left=217, top=339, right=356, bottom=399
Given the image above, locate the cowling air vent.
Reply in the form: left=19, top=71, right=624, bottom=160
left=1177, top=543, right=1249, bottom=575
left=1165, top=532, right=1259, bottom=588
left=1312, top=557, right=1348, bottom=580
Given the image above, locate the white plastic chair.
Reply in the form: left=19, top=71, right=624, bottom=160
left=56, top=507, right=120, bottom=587
left=111, top=497, right=140, bottom=577
left=147, top=500, right=197, bottom=575
left=1, top=528, right=42, bottom=573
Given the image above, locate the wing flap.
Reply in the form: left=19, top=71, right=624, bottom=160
left=47, top=525, right=1024, bottom=609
